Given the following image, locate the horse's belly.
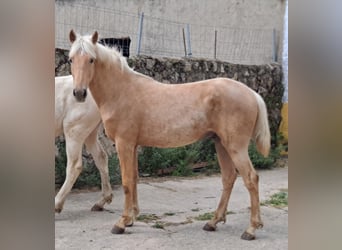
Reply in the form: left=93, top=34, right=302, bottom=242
left=139, top=121, right=209, bottom=148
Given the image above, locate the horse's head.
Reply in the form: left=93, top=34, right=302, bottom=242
left=68, top=30, right=98, bottom=102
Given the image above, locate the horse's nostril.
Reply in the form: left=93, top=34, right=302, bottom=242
left=73, top=89, right=76, bottom=96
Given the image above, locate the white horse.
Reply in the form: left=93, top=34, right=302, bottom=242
left=55, top=75, right=113, bottom=213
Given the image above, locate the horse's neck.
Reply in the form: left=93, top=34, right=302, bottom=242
left=90, top=62, right=136, bottom=108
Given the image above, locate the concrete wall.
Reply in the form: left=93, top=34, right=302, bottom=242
left=56, top=0, right=286, bottom=64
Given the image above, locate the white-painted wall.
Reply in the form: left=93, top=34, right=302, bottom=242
left=56, top=0, right=286, bottom=64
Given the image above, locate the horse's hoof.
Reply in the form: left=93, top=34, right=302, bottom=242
left=203, top=223, right=216, bottom=231
left=91, top=204, right=104, bottom=211
left=55, top=208, right=62, bottom=213
left=241, top=231, right=256, bottom=240
left=111, top=225, right=125, bottom=234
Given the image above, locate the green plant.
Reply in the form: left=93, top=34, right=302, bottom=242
left=152, top=222, right=165, bottom=229
left=194, top=212, right=215, bottom=221
left=55, top=139, right=67, bottom=187
left=138, top=147, right=172, bottom=175
left=261, top=191, right=288, bottom=208
left=248, top=140, right=282, bottom=169
left=136, top=213, right=161, bottom=223
left=138, top=139, right=219, bottom=176
left=194, top=211, right=234, bottom=221
left=71, top=152, right=120, bottom=188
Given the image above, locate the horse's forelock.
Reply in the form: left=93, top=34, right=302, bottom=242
left=69, top=35, right=97, bottom=59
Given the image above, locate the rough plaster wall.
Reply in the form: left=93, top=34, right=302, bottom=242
left=56, top=0, right=284, bottom=29
left=56, top=0, right=286, bottom=63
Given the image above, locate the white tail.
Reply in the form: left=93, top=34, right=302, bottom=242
left=253, top=92, right=271, bottom=157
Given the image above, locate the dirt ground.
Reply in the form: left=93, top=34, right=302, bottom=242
left=55, top=166, right=288, bottom=250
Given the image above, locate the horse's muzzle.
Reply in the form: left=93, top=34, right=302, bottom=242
left=73, top=88, right=87, bottom=102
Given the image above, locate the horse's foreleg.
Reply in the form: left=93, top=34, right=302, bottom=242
left=203, top=139, right=237, bottom=231
left=85, top=127, right=113, bottom=211
left=227, top=147, right=263, bottom=240
left=111, top=141, right=139, bottom=234
left=55, top=138, right=83, bottom=213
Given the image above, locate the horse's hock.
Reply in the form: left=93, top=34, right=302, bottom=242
left=55, top=48, right=283, bottom=140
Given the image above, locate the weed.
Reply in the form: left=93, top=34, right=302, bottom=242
left=152, top=222, right=165, bottom=229
left=194, top=212, right=215, bottom=221
left=164, top=212, right=175, bottom=216
left=261, top=191, right=288, bottom=208
left=194, top=211, right=234, bottom=221
left=136, top=214, right=161, bottom=223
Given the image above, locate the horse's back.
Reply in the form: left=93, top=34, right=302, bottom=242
left=153, top=77, right=257, bottom=117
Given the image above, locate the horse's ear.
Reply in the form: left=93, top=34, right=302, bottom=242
left=69, top=29, right=76, bottom=43
left=92, top=31, right=98, bottom=44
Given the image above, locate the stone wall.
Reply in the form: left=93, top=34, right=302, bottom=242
left=55, top=48, right=283, bottom=140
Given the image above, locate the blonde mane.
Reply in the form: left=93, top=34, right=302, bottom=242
left=69, top=33, right=131, bottom=73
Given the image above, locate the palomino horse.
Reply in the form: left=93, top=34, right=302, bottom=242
left=55, top=75, right=113, bottom=213
left=68, top=30, right=270, bottom=240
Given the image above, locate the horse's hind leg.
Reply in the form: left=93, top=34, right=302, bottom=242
left=225, top=141, right=263, bottom=240
left=203, top=138, right=237, bottom=231
left=55, top=135, right=83, bottom=213
left=85, top=125, right=113, bottom=211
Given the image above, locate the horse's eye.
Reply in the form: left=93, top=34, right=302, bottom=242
left=68, top=58, right=73, bottom=63
left=90, top=58, right=94, bottom=64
